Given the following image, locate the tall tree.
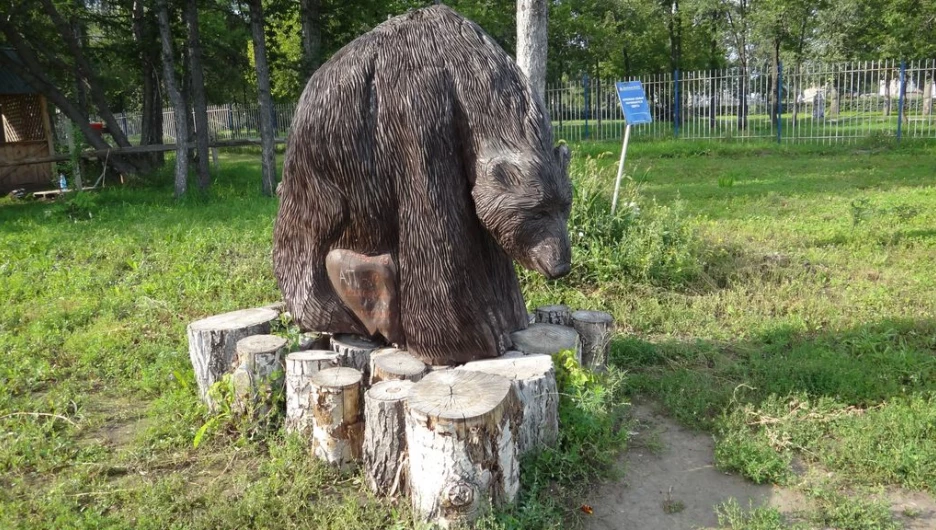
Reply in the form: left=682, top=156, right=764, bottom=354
left=156, top=0, right=189, bottom=197
left=132, top=0, right=165, bottom=168
left=516, top=0, right=548, bottom=101
left=248, top=0, right=277, bottom=196
left=185, top=0, right=211, bottom=190
left=300, top=0, right=322, bottom=75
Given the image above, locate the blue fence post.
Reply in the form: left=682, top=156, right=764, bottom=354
left=897, top=60, right=906, bottom=142
left=673, top=69, right=680, bottom=138
left=584, top=74, right=590, bottom=140
left=777, top=61, right=783, bottom=144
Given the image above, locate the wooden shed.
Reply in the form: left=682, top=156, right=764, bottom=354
left=0, top=50, right=55, bottom=194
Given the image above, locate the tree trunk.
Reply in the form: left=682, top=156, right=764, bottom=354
left=534, top=304, right=571, bottom=326
left=737, top=64, right=748, bottom=130
left=331, top=334, right=383, bottom=381
left=371, top=350, right=427, bottom=385
left=285, top=350, right=342, bottom=435
left=248, top=0, right=277, bottom=196
left=924, top=76, right=933, bottom=116
left=510, top=323, right=581, bottom=362
left=516, top=0, right=548, bottom=102
left=156, top=0, right=189, bottom=197
left=571, top=310, right=614, bottom=371
left=309, top=367, right=365, bottom=470
left=457, top=354, right=558, bottom=455
left=299, top=0, right=322, bottom=76
left=406, top=370, right=520, bottom=527
left=132, top=1, right=164, bottom=168
left=230, top=334, right=287, bottom=418
left=186, top=307, right=279, bottom=407
left=185, top=0, right=211, bottom=190
left=884, top=71, right=892, bottom=117
left=363, top=380, right=414, bottom=496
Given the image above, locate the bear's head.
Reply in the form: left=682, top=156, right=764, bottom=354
left=473, top=144, right=573, bottom=279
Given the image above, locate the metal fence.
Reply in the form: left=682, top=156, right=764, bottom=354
left=60, top=59, right=935, bottom=146
left=549, top=59, right=936, bottom=144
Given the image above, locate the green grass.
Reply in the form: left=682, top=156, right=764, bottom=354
left=2, top=139, right=936, bottom=527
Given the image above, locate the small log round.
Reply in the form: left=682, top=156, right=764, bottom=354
left=457, top=354, right=558, bottom=455
left=298, top=331, right=332, bottom=351
left=372, top=349, right=427, bottom=384
left=533, top=304, right=572, bottom=326
left=510, top=323, right=581, bottom=363
left=363, top=380, right=414, bottom=496
left=309, top=367, right=364, bottom=470
left=331, top=333, right=383, bottom=379
left=285, top=350, right=342, bottom=435
left=187, top=307, right=279, bottom=407
left=571, top=310, right=615, bottom=371
left=231, top=334, right=288, bottom=416
left=368, top=347, right=399, bottom=383
left=406, top=370, right=520, bottom=527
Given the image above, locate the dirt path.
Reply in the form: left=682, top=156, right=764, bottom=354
left=584, top=402, right=935, bottom=530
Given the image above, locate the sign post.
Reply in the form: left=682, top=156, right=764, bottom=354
left=612, top=81, right=652, bottom=214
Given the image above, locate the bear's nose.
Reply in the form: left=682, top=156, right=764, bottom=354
left=547, top=262, right=571, bottom=279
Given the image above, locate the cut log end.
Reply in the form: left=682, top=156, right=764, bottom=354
left=407, top=370, right=513, bottom=424
left=311, top=366, right=363, bottom=389
left=372, top=350, right=427, bottom=384
left=510, top=323, right=580, bottom=362
left=534, top=304, right=572, bottom=326
left=188, top=307, right=279, bottom=332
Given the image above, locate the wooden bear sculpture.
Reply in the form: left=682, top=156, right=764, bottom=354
left=274, top=5, right=572, bottom=365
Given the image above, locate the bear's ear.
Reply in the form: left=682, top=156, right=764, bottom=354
left=554, top=143, right=571, bottom=174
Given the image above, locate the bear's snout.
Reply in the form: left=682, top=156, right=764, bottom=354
left=530, top=235, right=572, bottom=279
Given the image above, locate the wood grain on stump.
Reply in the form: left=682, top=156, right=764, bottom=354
left=372, top=349, right=427, bottom=384
left=510, top=323, right=581, bottom=363
left=285, top=350, right=342, bottom=435
left=331, top=333, right=383, bottom=379
left=231, top=334, right=287, bottom=416
left=457, top=354, right=558, bottom=455
left=186, top=307, right=279, bottom=407
left=533, top=304, right=572, bottom=326
left=571, top=310, right=614, bottom=371
left=309, top=367, right=364, bottom=470
left=405, top=370, right=520, bottom=527
left=363, top=380, right=414, bottom=496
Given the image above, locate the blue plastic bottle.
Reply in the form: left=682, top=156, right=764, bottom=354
left=59, top=174, right=67, bottom=190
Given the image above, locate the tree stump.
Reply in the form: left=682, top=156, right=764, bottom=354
left=571, top=310, right=614, bottom=371
left=372, top=349, right=427, bottom=384
left=331, top=333, right=383, bottom=379
left=510, top=323, right=581, bottom=363
left=309, top=367, right=364, bottom=470
left=298, top=331, right=331, bottom=351
left=230, top=334, right=287, bottom=416
left=533, top=304, right=572, bottom=326
left=457, top=354, right=558, bottom=455
left=285, top=350, right=342, bottom=435
left=406, top=370, right=520, bottom=527
left=363, top=380, right=414, bottom=496
left=186, top=307, right=279, bottom=407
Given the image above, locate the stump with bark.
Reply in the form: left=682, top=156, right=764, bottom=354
left=533, top=304, right=572, bottom=326
left=510, top=323, right=581, bottom=363
left=571, top=310, right=614, bottom=371
left=372, top=349, right=427, bottom=384
left=405, top=370, right=520, bottom=527
left=457, top=354, right=558, bottom=455
left=309, top=367, right=364, bottom=470
left=186, top=307, right=279, bottom=407
left=230, top=334, right=287, bottom=416
left=331, top=333, right=383, bottom=379
left=285, top=350, right=341, bottom=435
left=363, top=380, right=414, bottom=496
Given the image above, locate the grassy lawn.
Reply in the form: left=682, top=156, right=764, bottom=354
left=2, top=138, right=935, bottom=528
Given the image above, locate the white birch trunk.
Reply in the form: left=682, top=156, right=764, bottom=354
left=516, top=0, right=549, bottom=102
left=457, top=354, right=558, bottom=455
left=363, top=380, right=414, bottom=496
left=285, top=350, right=341, bottom=435
left=510, top=323, right=581, bottom=363
left=571, top=310, right=615, bottom=371
left=309, top=367, right=364, bottom=470
left=406, top=370, right=520, bottom=527
left=331, top=333, right=382, bottom=380
left=230, top=334, right=287, bottom=416
left=534, top=304, right=572, bottom=326
left=186, top=307, right=279, bottom=407
left=372, top=349, right=427, bottom=385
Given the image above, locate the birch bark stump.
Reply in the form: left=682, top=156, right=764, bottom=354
left=534, top=304, right=572, bottom=326
left=363, top=380, right=413, bottom=496
left=406, top=370, right=520, bottom=527
left=231, top=334, right=287, bottom=416
left=186, top=307, right=278, bottom=407
left=457, top=354, right=558, bottom=455
left=571, top=310, right=614, bottom=371
left=371, top=349, right=427, bottom=384
left=331, top=333, right=382, bottom=379
left=285, top=350, right=341, bottom=435
left=511, top=323, right=581, bottom=363
left=309, top=367, right=364, bottom=470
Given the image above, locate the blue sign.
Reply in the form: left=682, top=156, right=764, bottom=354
left=615, top=81, right=652, bottom=125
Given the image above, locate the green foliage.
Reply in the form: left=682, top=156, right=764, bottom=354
left=715, top=499, right=794, bottom=530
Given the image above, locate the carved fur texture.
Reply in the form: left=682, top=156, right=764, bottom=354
left=273, top=5, right=572, bottom=365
